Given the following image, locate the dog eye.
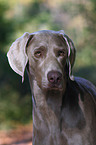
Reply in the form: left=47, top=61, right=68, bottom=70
left=58, top=50, right=65, bottom=57
left=34, top=50, right=42, bottom=58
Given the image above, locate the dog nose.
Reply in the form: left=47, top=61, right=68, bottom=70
left=47, top=71, right=62, bottom=85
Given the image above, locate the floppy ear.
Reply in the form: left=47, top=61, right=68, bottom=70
left=7, top=32, right=32, bottom=82
left=59, top=30, right=76, bottom=80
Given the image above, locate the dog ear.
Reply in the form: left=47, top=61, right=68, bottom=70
left=7, top=32, right=33, bottom=82
left=59, top=30, right=76, bottom=80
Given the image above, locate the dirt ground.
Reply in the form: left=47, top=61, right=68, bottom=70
left=0, top=123, right=32, bottom=145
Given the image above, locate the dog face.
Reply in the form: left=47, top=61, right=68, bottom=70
left=7, top=30, right=76, bottom=92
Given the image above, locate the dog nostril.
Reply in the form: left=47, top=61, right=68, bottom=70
left=57, top=76, right=61, bottom=82
left=47, top=71, right=62, bottom=84
left=50, top=77, right=54, bottom=83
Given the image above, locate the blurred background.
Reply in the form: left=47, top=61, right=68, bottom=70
left=0, top=0, right=96, bottom=143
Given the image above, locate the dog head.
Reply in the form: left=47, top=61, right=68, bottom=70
left=7, top=30, right=76, bottom=92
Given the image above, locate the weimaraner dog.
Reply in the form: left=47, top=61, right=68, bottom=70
left=7, top=30, right=96, bottom=145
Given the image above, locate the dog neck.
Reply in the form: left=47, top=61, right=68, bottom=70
left=31, top=79, right=66, bottom=144
left=30, top=78, right=64, bottom=129
left=32, top=79, right=63, bottom=113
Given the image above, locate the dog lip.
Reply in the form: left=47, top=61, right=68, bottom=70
left=44, top=84, right=63, bottom=91
left=48, top=82, right=62, bottom=87
left=48, top=87, right=63, bottom=91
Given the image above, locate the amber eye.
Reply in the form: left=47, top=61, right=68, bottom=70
left=58, top=50, right=65, bottom=57
left=34, top=50, right=42, bottom=58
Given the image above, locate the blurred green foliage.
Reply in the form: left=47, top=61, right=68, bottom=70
left=0, top=0, right=96, bottom=129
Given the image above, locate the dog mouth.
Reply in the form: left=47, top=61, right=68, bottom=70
left=48, top=83, right=63, bottom=90
left=42, top=82, right=64, bottom=92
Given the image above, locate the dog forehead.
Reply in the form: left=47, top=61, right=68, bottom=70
left=31, top=30, right=66, bottom=47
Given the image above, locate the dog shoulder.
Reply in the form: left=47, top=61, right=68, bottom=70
left=74, top=77, right=96, bottom=102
